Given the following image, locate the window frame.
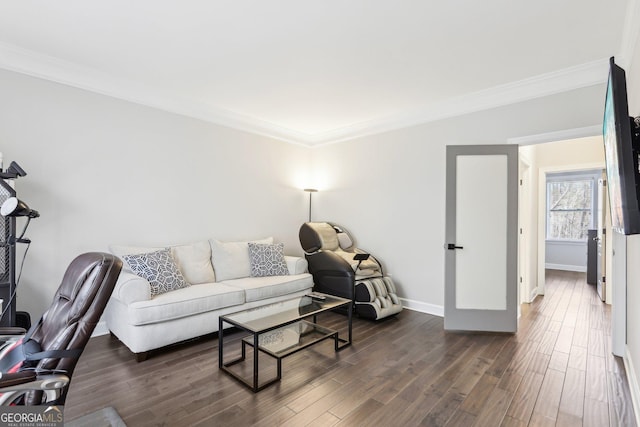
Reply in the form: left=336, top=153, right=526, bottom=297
left=545, top=171, right=599, bottom=242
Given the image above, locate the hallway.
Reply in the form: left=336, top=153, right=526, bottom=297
left=506, top=269, right=636, bottom=426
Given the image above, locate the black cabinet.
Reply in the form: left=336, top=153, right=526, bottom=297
left=586, top=229, right=597, bottom=285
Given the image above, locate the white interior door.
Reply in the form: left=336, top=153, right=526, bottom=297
left=444, top=145, right=518, bottom=332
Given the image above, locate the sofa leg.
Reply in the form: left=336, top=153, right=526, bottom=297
left=134, top=351, right=149, bottom=363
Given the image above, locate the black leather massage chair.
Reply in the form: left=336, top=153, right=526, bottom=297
left=299, top=222, right=402, bottom=320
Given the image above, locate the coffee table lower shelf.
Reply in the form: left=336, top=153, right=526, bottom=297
left=219, top=318, right=349, bottom=392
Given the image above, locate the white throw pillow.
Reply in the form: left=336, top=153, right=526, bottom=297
left=171, top=241, right=216, bottom=284
left=210, top=237, right=273, bottom=281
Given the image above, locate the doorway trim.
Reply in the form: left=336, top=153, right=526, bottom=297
left=519, top=155, right=534, bottom=305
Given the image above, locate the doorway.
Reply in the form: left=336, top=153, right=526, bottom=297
left=517, top=136, right=608, bottom=301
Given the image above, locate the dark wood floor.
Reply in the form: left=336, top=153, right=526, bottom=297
left=65, top=270, right=636, bottom=426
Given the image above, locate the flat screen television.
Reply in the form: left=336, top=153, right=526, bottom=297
left=603, top=57, right=640, bottom=235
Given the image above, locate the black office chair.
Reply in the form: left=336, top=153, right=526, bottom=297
left=299, top=222, right=402, bottom=320
left=0, top=252, right=122, bottom=405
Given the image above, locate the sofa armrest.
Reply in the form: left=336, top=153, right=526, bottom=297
left=112, top=271, right=151, bottom=305
left=285, top=256, right=308, bottom=275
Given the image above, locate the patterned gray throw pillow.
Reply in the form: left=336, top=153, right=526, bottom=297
left=248, top=242, right=289, bottom=277
left=123, top=248, right=190, bottom=297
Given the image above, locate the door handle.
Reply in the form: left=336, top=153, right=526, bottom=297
left=447, top=243, right=464, bottom=250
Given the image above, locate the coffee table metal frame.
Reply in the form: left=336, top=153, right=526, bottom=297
left=218, top=293, right=352, bottom=392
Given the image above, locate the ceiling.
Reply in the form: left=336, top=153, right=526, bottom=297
left=0, top=0, right=637, bottom=145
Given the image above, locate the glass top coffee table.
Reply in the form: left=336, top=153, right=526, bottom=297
left=218, top=293, right=352, bottom=392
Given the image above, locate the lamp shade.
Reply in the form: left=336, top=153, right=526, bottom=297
left=0, top=197, right=40, bottom=218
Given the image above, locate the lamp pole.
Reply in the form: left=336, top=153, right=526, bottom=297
left=304, top=188, right=318, bottom=222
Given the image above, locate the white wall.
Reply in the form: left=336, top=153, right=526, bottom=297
left=0, top=63, right=612, bottom=328
left=313, top=85, right=606, bottom=313
left=545, top=241, right=588, bottom=271
left=0, top=69, right=312, bottom=319
left=624, top=22, right=640, bottom=423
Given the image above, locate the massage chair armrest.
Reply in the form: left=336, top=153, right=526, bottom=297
left=0, top=327, right=27, bottom=336
left=0, top=371, right=36, bottom=388
left=305, top=251, right=355, bottom=278
left=0, top=373, right=70, bottom=405
left=305, top=251, right=355, bottom=300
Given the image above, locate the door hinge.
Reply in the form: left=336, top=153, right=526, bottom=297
left=520, top=277, right=523, bottom=283
left=520, top=228, right=523, bottom=234
left=602, top=276, right=606, bottom=283
left=520, top=179, right=523, bottom=185
left=602, top=228, right=606, bottom=235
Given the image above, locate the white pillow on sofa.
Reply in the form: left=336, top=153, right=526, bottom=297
left=171, top=241, right=216, bottom=284
left=210, top=237, right=273, bottom=281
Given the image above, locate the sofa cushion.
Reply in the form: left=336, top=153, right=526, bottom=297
left=127, top=282, right=245, bottom=326
left=248, top=242, right=289, bottom=277
left=122, top=248, right=190, bottom=297
left=210, top=237, right=273, bottom=281
left=220, top=273, right=313, bottom=303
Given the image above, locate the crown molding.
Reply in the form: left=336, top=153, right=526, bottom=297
left=310, top=59, right=609, bottom=147
left=0, top=41, right=311, bottom=147
left=0, top=41, right=609, bottom=147
left=506, top=125, right=602, bottom=146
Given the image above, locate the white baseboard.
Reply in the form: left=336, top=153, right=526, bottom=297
left=625, top=346, right=640, bottom=426
left=545, top=263, right=587, bottom=273
left=91, top=320, right=109, bottom=337
left=529, top=287, right=539, bottom=303
left=399, top=298, right=444, bottom=317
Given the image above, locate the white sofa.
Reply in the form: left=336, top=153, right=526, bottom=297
left=104, top=238, right=313, bottom=361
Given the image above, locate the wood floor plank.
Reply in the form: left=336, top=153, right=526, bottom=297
left=548, top=350, right=569, bottom=372
left=505, top=371, right=545, bottom=424
left=558, top=367, right=585, bottom=420
left=583, top=398, right=609, bottom=427
left=567, top=344, right=587, bottom=371
left=472, top=386, right=512, bottom=427
left=585, top=354, right=609, bottom=402
left=528, top=366, right=564, bottom=424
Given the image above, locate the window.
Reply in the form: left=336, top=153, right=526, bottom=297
left=546, top=173, right=597, bottom=241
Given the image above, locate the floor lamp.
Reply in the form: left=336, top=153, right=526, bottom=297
left=304, top=188, right=317, bottom=222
